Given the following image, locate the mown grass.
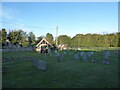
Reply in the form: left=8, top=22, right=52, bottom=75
left=2, top=49, right=118, bottom=88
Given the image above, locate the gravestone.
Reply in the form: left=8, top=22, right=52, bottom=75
left=63, top=52, right=66, bottom=55
left=37, top=60, right=46, bottom=71
left=38, top=51, right=40, bottom=53
left=68, top=53, right=71, bottom=55
left=57, top=53, right=63, bottom=62
left=32, top=59, right=38, bottom=67
left=102, top=52, right=110, bottom=64
left=102, top=59, right=110, bottom=64
left=87, top=52, right=92, bottom=57
left=80, top=51, right=84, bottom=56
left=73, top=53, right=79, bottom=60
left=90, top=52, right=94, bottom=55
left=106, top=50, right=110, bottom=56
left=91, top=57, right=97, bottom=63
left=82, top=54, right=87, bottom=61
left=56, top=52, right=59, bottom=56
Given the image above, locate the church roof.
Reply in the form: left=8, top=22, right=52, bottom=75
left=36, top=38, right=51, bottom=47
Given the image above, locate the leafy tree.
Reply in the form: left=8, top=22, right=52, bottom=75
left=0, top=30, right=2, bottom=42
left=36, top=36, right=43, bottom=44
left=2, top=28, right=7, bottom=42
left=7, top=30, right=22, bottom=45
left=116, top=32, right=120, bottom=47
left=58, top=35, right=71, bottom=45
left=28, top=32, right=35, bottom=46
left=20, top=30, right=29, bottom=47
left=46, top=33, right=53, bottom=44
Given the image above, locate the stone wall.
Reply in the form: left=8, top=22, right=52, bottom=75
left=1, top=48, right=33, bottom=52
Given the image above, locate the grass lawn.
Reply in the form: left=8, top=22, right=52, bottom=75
left=2, top=49, right=118, bottom=88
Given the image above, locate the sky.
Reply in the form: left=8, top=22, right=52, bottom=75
left=0, top=2, right=118, bottom=38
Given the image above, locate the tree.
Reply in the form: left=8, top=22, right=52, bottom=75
left=0, top=30, right=2, bottom=42
left=2, top=28, right=7, bottom=42
left=28, top=32, right=35, bottom=46
left=36, top=36, right=43, bottom=44
left=20, top=30, right=29, bottom=47
left=58, top=35, right=71, bottom=45
left=7, top=30, right=23, bottom=45
left=116, top=32, right=120, bottom=47
left=46, top=33, right=53, bottom=44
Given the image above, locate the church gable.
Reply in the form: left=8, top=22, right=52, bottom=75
left=36, top=38, right=51, bottom=47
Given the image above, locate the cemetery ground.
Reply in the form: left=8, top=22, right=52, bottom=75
left=2, top=48, right=119, bottom=88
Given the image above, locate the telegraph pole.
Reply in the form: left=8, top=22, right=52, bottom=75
left=56, top=26, right=58, bottom=47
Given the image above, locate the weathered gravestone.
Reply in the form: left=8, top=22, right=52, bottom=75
left=63, top=52, right=66, bottom=55
left=73, top=52, right=79, bottom=60
left=102, top=51, right=110, bottom=64
left=91, top=52, right=94, bottom=55
left=68, top=53, right=72, bottom=55
left=91, top=57, right=97, bottom=63
left=38, top=51, right=40, bottom=53
left=32, top=59, right=47, bottom=71
left=37, top=60, right=46, bottom=71
left=82, top=54, right=87, bottom=61
left=57, top=53, right=63, bottom=63
left=87, top=52, right=92, bottom=57
left=80, top=51, right=84, bottom=56
left=106, top=50, right=110, bottom=56
left=32, top=59, right=38, bottom=67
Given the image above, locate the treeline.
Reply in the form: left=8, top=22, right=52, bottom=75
left=0, top=28, right=120, bottom=48
left=0, top=29, right=54, bottom=47
left=69, top=33, right=120, bottom=47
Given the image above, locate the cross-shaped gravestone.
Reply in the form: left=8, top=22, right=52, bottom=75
left=37, top=60, right=46, bottom=71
